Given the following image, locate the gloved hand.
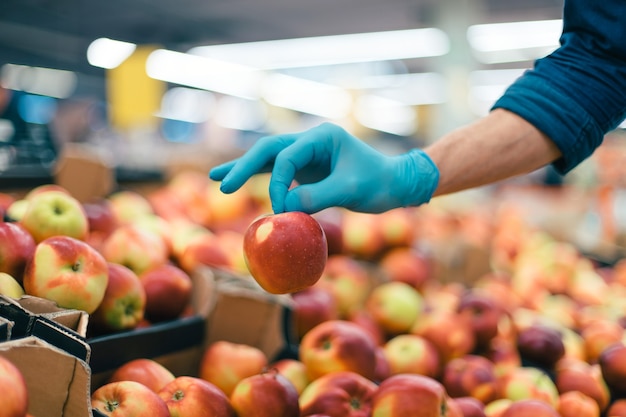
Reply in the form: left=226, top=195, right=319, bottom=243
left=209, top=122, right=440, bottom=214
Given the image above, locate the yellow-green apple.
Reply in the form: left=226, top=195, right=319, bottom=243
left=299, top=370, right=377, bottom=417
left=270, top=358, right=310, bottom=395
left=441, top=354, right=499, bottom=404
left=450, top=396, right=487, bottom=417
left=555, top=358, right=610, bottom=412
left=23, top=236, right=108, bottom=314
left=107, top=190, right=154, bottom=225
left=371, top=373, right=448, bottom=417
left=500, top=399, right=560, bottom=417
left=101, top=224, right=169, bottom=277
left=243, top=211, right=328, bottom=294
left=0, top=272, right=25, bottom=298
left=91, top=380, right=170, bottom=417
left=378, top=247, right=432, bottom=291
left=606, top=399, right=626, bottom=417
left=299, top=319, right=378, bottom=381
left=140, top=263, right=193, bottom=323
left=366, top=281, right=423, bottom=336
left=159, top=376, right=235, bottom=417
left=19, top=190, right=89, bottom=242
left=411, top=310, right=476, bottom=366
left=497, top=366, right=559, bottom=408
left=515, top=323, right=565, bottom=369
left=484, top=398, right=513, bottom=417
left=340, top=211, right=385, bottom=260
left=177, top=232, right=232, bottom=274
left=556, top=391, right=600, bottom=417
left=89, top=263, right=146, bottom=333
left=108, top=358, right=175, bottom=393
left=0, top=221, right=36, bottom=283
left=598, top=342, right=626, bottom=397
left=292, top=287, right=339, bottom=341
left=382, top=334, right=440, bottom=379
left=134, top=214, right=174, bottom=254
left=457, top=290, right=507, bottom=352
left=6, top=199, right=29, bottom=222
left=0, top=354, right=29, bottom=417
left=314, top=255, right=373, bottom=319
left=230, top=369, right=300, bottom=417
left=199, top=340, right=268, bottom=397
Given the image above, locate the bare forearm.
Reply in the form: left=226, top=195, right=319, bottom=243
left=424, top=109, right=563, bottom=197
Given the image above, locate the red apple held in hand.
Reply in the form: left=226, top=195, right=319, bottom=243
left=299, top=370, right=378, bottom=417
left=366, top=281, right=423, bottom=336
left=108, top=358, right=176, bottom=393
left=199, top=341, right=268, bottom=397
left=0, top=221, right=36, bottom=283
left=557, top=391, right=600, bottom=417
left=299, top=320, right=378, bottom=381
left=382, top=334, right=440, bottom=379
left=292, top=287, right=340, bottom=340
left=0, top=272, right=25, bottom=299
left=101, top=224, right=169, bottom=277
left=441, top=354, right=499, bottom=405
left=0, top=354, right=29, bottom=417
left=598, top=341, right=626, bottom=396
left=90, top=263, right=146, bottom=333
left=23, top=236, right=108, bottom=314
left=159, top=376, right=235, bottom=417
left=243, top=212, right=328, bottom=294
left=91, top=380, right=170, bottom=417
left=20, top=190, right=89, bottom=242
left=230, top=369, right=300, bottom=417
left=500, top=399, right=560, bottom=417
left=371, top=373, right=448, bottom=417
left=271, top=358, right=310, bottom=395
left=140, top=264, right=193, bottom=323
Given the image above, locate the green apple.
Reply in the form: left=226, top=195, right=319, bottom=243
left=20, top=190, right=89, bottom=242
left=366, top=281, right=423, bottom=335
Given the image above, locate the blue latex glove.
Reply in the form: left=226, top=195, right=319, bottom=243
left=209, top=123, right=439, bottom=214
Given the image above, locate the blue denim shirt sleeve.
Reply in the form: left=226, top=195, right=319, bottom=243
left=491, top=0, right=626, bottom=174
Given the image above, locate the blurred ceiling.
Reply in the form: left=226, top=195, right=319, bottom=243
left=1, top=0, right=564, bottom=97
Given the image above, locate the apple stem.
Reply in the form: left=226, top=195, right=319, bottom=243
left=105, top=400, right=120, bottom=411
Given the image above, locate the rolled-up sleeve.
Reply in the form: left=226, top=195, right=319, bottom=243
left=492, top=0, right=626, bottom=174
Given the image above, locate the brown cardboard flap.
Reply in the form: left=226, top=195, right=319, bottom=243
left=0, top=336, right=91, bottom=417
left=11, top=295, right=89, bottom=337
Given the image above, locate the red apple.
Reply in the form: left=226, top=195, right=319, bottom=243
left=199, top=340, right=268, bottom=397
left=376, top=207, right=418, bottom=249
left=159, top=376, right=235, bottom=417
left=230, top=369, right=300, bottom=417
left=91, top=380, right=170, bottom=416
left=500, top=399, right=560, bottom=417
left=140, top=263, right=192, bottom=323
left=555, top=358, right=610, bottom=412
left=19, top=190, right=89, bottom=243
left=243, top=212, right=328, bottom=294
left=451, top=396, right=487, bottom=417
left=441, top=354, right=499, bottom=404
left=366, top=281, right=424, bottom=336
left=108, top=358, right=176, bottom=393
left=340, top=211, right=385, bottom=260
left=598, top=341, right=626, bottom=396
left=101, top=224, right=169, bottom=277
left=299, top=370, right=377, bottom=417
left=557, top=391, right=600, bottom=417
left=177, top=232, right=232, bottom=274
left=0, top=221, right=36, bottom=283
left=83, top=199, right=118, bottom=236
left=371, top=373, right=448, bottom=417
left=314, top=216, right=344, bottom=256
left=271, top=358, right=310, bottom=395
left=90, top=263, right=146, bottom=333
left=498, top=366, right=559, bottom=408
left=23, top=235, right=109, bottom=314
left=378, top=246, right=432, bottom=291
left=0, top=354, right=29, bottom=417
left=382, top=334, right=440, bottom=379
left=606, top=399, right=626, bottom=417
left=314, top=255, right=373, bottom=319
left=515, top=324, right=565, bottom=369
left=347, top=309, right=386, bottom=347
left=299, top=320, right=378, bottom=381
left=580, top=318, right=624, bottom=363
left=292, top=287, right=340, bottom=340
left=457, top=290, right=507, bottom=351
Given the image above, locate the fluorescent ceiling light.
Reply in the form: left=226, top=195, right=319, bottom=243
left=354, top=72, right=448, bottom=105
left=354, top=95, right=416, bottom=136
left=188, top=28, right=450, bottom=69
left=155, top=87, right=216, bottom=123
left=87, top=38, right=137, bottom=69
left=1, top=63, right=77, bottom=98
left=467, top=19, right=561, bottom=64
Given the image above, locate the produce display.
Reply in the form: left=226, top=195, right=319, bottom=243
left=0, top=169, right=625, bottom=417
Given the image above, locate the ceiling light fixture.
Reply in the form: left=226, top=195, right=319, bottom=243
left=87, top=38, right=137, bottom=69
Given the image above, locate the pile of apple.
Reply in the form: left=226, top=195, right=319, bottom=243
left=2, top=171, right=626, bottom=417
